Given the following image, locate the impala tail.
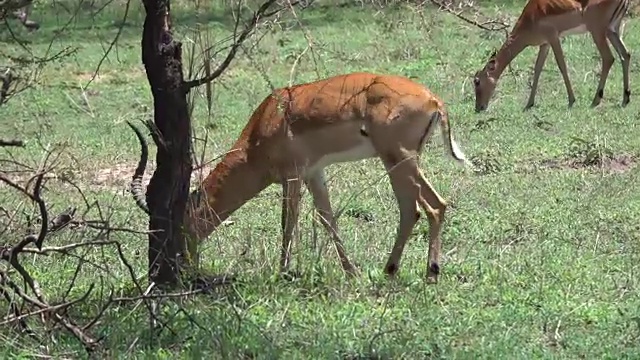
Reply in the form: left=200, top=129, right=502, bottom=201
left=438, top=111, right=475, bottom=169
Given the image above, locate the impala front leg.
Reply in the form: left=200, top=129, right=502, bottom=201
left=305, top=170, right=359, bottom=277
left=547, top=34, right=576, bottom=108
left=525, top=44, right=550, bottom=110
left=280, top=176, right=302, bottom=273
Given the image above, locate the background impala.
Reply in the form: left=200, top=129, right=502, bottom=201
left=473, top=0, right=631, bottom=111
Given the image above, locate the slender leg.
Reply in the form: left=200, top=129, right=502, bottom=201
left=381, top=155, right=423, bottom=278
left=588, top=30, right=615, bottom=107
left=280, top=176, right=302, bottom=273
left=606, top=28, right=631, bottom=106
left=525, top=44, right=550, bottom=110
left=304, top=170, right=359, bottom=276
left=413, top=169, right=447, bottom=284
left=547, top=35, right=576, bottom=108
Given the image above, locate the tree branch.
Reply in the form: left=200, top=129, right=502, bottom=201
left=183, top=0, right=282, bottom=90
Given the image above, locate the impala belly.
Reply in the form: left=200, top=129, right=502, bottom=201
left=306, top=139, right=376, bottom=176
left=560, top=24, right=588, bottom=37
left=538, top=12, right=586, bottom=38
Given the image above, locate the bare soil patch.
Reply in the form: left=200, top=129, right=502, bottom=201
left=538, top=153, right=637, bottom=174
left=1, top=161, right=214, bottom=194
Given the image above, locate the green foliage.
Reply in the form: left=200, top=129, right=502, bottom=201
left=1, top=0, right=640, bottom=358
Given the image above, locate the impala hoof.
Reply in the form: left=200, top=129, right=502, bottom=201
left=591, top=89, right=604, bottom=108
left=426, top=262, right=440, bottom=284
left=623, top=90, right=630, bottom=107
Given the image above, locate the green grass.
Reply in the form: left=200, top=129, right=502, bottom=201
left=2, top=0, right=640, bottom=358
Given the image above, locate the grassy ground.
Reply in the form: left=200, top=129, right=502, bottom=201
left=2, top=0, right=640, bottom=358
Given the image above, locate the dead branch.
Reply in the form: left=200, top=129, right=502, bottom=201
left=184, top=0, right=302, bottom=90
left=0, top=151, right=109, bottom=351
left=428, top=0, right=509, bottom=35
left=0, top=0, right=237, bottom=351
left=0, top=172, right=48, bottom=249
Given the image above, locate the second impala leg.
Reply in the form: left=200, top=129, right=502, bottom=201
left=606, top=27, right=631, bottom=106
left=280, top=176, right=302, bottom=273
left=381, top=155, right=424, bottom=277
left=525, top=44, right=550, bottom=110
left=588, top=29, right=615, bottom=107
left=304, top=170, right=359, bottom=276
left=414, top=169, right=447, bottom=283
left=546, top=32, right=576, bottom=107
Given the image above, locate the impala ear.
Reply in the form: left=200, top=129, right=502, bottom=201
left=427, top=98, right=440, bottom=112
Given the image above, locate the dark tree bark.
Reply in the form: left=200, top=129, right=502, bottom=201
left=141, top=0, right=191, bottom=286
left=135, top=0, right=300, bottom=286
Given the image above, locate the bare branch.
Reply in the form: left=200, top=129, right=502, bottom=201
left=428, top=0, right=509, bottom=34
left=183, top=0, right=283, bottom=90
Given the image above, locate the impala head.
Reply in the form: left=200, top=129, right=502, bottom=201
left=473, top=50, right=498, bottom=112
left=183, top=188, right=216, bottom=240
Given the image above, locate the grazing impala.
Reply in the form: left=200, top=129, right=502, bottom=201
left=473, top=0, right=631, bottom=112
left=129, top=72, right=474, bottom=283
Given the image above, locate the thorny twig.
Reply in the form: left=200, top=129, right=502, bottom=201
left=428, top=0, right=509, bottom=36
left=0, top=0, right=251, bottom=353
left=0, top=163, right=101, bottom=350
left=0, top=145, right=171, bottom=351
left=183, top=0, right=311, bottom=90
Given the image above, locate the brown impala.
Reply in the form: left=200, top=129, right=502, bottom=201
left=128, top=72, right=475, bottom=283
left=473, top=0, right=631, bottom=112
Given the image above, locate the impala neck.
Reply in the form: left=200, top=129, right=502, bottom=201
left=185, top=146, right=271, bottom=240
left=490, top=25, right=531, bottom=79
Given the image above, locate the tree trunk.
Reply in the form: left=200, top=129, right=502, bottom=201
left=141, top=0, right=192, bottom=286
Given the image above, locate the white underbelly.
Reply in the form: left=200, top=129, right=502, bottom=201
left=560, top=24, right=588, bottom=37
left=307, top=140, right=376, bottom=175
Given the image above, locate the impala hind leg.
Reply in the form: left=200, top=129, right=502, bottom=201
left=414, top=169, right=447, bottom=284
left=589, top=29, right=615, bottom=107
left=280, top=176, right=302, bottom=273
left=305, top=170, right=359, bottom=276
left=381, top=155, right=424, bottom=278
left=606, top=28, right=631, bottom=106
left=546, top=34, right=576, bottom=107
